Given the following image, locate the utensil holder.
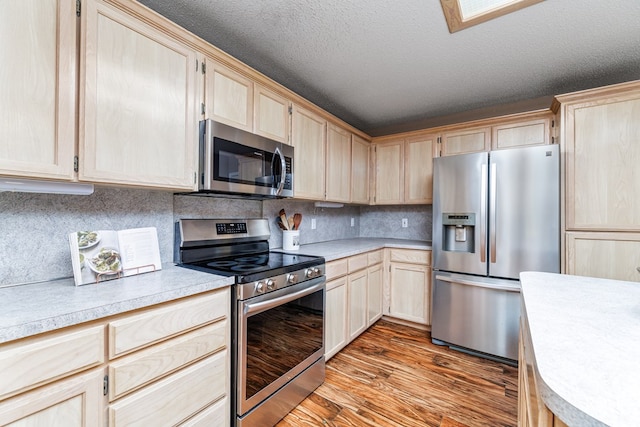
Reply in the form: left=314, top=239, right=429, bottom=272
left=282, top=230, right=300, bottom=251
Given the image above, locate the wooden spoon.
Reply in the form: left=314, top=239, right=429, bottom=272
left=279, top=209, right=289, bottom=230
left=293, top=213, right=302, bottom=230
left=288, top=216, right=294, bottom=230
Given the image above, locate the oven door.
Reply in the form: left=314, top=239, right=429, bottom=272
left=236, top=277, right=325, bottom=416
left=200, top=119, right=293, bottom=197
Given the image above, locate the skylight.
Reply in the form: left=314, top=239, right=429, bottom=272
left=440, top=0, right=544, bottom=33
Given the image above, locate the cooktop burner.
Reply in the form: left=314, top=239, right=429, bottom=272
left=191, top=251, right=323, bottom=278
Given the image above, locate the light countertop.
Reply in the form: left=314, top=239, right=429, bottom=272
left=276, top=238, right=431, bottom=261
left=1, top=238, right=430, bottom=345
left=0, top=264, right=233, bottom=344
left=519, top=272, right=640, bottom=427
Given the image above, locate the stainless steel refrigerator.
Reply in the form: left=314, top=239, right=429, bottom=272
left=431, top=144, right=559, bottom=362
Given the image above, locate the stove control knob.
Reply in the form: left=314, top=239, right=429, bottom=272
left=266, top=279, right=275, bottom=290
left=305, top=268, right=320, bottom=278
left=255, top=282, right=265, bottom=293
left=287, top=273, right=298, bottom=284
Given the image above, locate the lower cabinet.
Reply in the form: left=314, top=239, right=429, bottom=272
left=324, top=250, right=383, bottom=360
left=519, top=312, right=569, bottom=427
left=0, top=288, right=231, bottom=427
left=0, top=368, right=106, bottom=426
left=386, top=249, right=432, bottom=325
left=565, top=232, right=640, bottom=282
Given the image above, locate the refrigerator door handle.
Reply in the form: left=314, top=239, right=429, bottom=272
left=489, top=162, right=497, bottom=264
left=480, top=164, right=487, bottom=263
left=435, top=274, right=520, bottom=292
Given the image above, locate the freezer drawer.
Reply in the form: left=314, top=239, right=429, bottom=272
left=431, top=273, right=520, bottom=361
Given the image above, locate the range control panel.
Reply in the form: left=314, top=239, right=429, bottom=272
left=216, top=222, right=248, bottom=235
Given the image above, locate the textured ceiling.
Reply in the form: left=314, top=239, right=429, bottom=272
left=137, top=0, right=640, bottom=136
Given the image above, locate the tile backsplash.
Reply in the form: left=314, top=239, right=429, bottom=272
left=1, top=188, right=431, bottom=286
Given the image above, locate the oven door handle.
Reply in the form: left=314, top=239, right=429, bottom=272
left=244, top=280, right=325, bottom=316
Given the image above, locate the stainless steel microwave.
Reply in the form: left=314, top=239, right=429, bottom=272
left=198, top=120, right=293, bottom=198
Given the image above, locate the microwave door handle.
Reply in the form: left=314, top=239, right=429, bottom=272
left=272, top=146, right=286, bottom=195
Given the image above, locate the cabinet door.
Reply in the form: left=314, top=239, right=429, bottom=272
left=373, top=139, right=404, bottom=204
left=326, top=123, right=352, bottom=202
left=566, top=232, right=640, bottom=282
left=0, top=368, right=105, bottom=426
left=205, top=60, right=253, bottom=132
left=441, top=127, right=490, bottom=156
left=325, top=277, right=348, bottom=360
left=254, top=84, right=290, bottom=144
left=351, top=135, right=370, bottom=204
left=491, top=116, right=550, bottom=150
left=0, top=0, right=76, bottom=180
left=405, top=135, right=436, bottom=204
left=291, top=105, right=326, bottom=200
left=367, top=263, right=383, bottom=326
left=80, top=0, right=198, bottom=190
left=564, top=93, right=640, bottom=231
left=388, top=263, right=430, bottom=325
left=348, top=270, right=368, bottom=341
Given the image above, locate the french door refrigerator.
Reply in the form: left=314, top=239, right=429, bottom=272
left=431, top=144, right=559, bottom=362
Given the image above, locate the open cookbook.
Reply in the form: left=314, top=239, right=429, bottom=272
left=68, top=227, right=162, bottom=286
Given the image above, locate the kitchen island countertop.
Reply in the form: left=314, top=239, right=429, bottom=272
left=0, top=264, right=233, bottom=344
left=276, top=238, right=431, bottom=261
left=520, top=272, right=640, bottom=427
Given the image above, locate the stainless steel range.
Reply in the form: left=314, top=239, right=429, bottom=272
left=174, top=218, right=325, bottom=427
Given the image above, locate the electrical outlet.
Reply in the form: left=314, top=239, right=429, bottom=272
left=351, top=217, right=355, bottom=227
left=402, top=218, right=408, bottom=228
left=311, top=218, right=317, bottom=230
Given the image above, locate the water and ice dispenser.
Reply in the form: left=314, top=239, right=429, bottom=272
left=441, top=213, right=475, bottom=253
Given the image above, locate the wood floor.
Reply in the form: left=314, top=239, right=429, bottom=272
left=276, top=319, right=518, bottom=427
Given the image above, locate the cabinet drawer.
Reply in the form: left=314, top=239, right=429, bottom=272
left=109, top=320, right=228, bottom=400
left=109, top=289, right=229, bottom=358
left=389, top=249, right=431, bottom=265
left=109, top=351, right=227, bottom=427
left=325, top=258, right=348, bottom=280
left=367, top=250, right=383, bottom=265
left=348, top=253, right=368, bottom=273
left=180, top=397, right=228, bottom=427
left=0, top=325, right=105, bottom=399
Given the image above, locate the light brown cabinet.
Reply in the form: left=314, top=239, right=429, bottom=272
left=254, top=84, right=291, bottom=144
left=326, top=123, right=352, bottom=202
left=80, top=0, right=199, bottom=190
left=0, top=0, right=76, bottom=181
left=367, top=262, right=384, bottom=325
left=325, top=274, right=349, bottom=360
left=0, top=288, right=231, bottom=426
left=204, top=59, right=253, bottom=132
left=440, top=126, right=491, bottom=156
left=372, top=139, right=404, bottom=204
left=386, top=249, right=432, bottom=325
left=351, top=134, right=370, bottom=204
left=565, top=232, right=640, bottom=282
left=291, top=104, right=326, bottom=200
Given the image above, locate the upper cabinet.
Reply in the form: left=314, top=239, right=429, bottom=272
left=351, top=135, right=370, bottom=204
left=438, top=111, right=553, bottom=156
left=80, top=0, right=198, bottom=190
left=203, top=59, right=253, bottom=132
left=558, top=82, right=640, bottom=231
left=291, top=104, right=326, bottom=200
left=254, top=84, right=291, bottom=144
left=440, top=126, right=491, bottom=156
left=326, top=123, right=352, bottom=203
left=371, top=135, right=434, bottom=205
left=0, top=0, right=76, bottom=180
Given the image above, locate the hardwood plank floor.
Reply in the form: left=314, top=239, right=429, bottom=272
left=276, top=319, right=518, bottom=427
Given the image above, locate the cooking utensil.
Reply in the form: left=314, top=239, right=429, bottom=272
left=293, top=213, right=302, bottom=230
left=279, top=209, right=289, bottom=230
left=276, top=217, right=287, bottom=230
left=288, top=216, right=294, bottom=230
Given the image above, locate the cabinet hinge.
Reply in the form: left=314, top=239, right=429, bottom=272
left=195, top=59, right=198, bottom=72
left=76, top=0, right=81, bottom=17
left=551, top=119, right=555, bottom=128
left=551, top=136, right=555, bottom=144
left=201, top=62, right=206, bottom=74
left=288, top=105, right=292, bottom=115
left=73, top=156, right=79, bottom=173
left=103, top=375, right=109, bottom=396
left=194, top=172, right=197, bottom=184
left=201, top=102, right=206, bottom=115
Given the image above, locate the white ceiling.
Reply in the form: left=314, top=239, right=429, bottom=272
left=137, top=0, right=640, bottom=136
